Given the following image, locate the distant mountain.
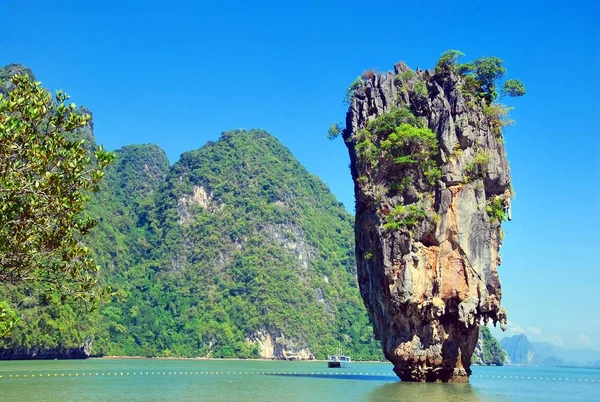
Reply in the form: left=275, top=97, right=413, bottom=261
left=501, top=334, right=536, bottom=365
left=532, top=341, right=600, bottom=367
left=501, top=334, right=600, bottom=367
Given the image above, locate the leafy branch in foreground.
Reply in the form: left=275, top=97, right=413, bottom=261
left=0, top=74, right=114, bottom=335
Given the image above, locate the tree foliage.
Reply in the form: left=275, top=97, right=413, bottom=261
left=383, top=204, right=427, bottom=231
left=327, top=123, right=343, bottom=140
left=344, top=76, right=363, bottom=105
left=459, top=56, right=506, bottom=102
left=465, top=151, right=490, bottom=181
left=435, top=50, right=526, bottom=103
left=434, top=50, right=465, bottom=74
left=0, top=74, right=114, bottom=335
left=486, top=196, right=507, bottom=223
left=354, top=107, right=441, bottom=188
left=502, top=79, right=527, bottom=97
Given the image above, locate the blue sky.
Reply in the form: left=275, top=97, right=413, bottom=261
left=2, top=0, right=598, bottom=351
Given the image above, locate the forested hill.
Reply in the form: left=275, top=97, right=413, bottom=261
left=86, top=144, right=170, bottom=280
left=0, top=93, right=383, bottom=360
left=91, top=129, right=383, bottom=359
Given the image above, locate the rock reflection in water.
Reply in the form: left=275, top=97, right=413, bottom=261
left=366, top=381, right=482, bottom=402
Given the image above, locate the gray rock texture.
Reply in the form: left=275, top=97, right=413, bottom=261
left=342, top=61, right=511, bottom=382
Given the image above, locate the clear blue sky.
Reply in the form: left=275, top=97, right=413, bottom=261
left=2, top=0, right=598, bottom=351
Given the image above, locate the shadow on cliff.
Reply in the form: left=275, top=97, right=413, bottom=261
left=365, top=382, right=482, bottom=402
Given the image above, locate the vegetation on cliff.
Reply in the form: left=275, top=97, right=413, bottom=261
left=0, top=60, right=513, bottom=364
left=435, top=50, right=526, bottom=102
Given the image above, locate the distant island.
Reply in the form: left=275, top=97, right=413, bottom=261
left=501, top=334, right=600, bottom=368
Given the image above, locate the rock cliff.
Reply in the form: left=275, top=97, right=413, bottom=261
left=342, top=61, right=512, bottom=382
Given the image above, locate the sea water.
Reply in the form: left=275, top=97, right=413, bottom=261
left=0, top=359, right=597, bottom=401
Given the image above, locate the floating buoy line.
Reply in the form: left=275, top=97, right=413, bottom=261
left=0, top=371, right=596, bottom=383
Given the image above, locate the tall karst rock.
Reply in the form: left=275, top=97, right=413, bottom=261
left=341, top=61, right=513, bottom=382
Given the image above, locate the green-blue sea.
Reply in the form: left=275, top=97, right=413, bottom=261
left=0, top=359, right=597, bottom=401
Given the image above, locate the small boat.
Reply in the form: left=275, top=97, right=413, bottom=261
left=327, top=354, right=352, bottom=368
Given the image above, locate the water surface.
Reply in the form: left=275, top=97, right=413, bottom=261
left=0, top=359, right=597, bottom=401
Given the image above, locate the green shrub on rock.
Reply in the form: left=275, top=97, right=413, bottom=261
left=384, top=204, right=427, bottom=231
left=380, top=124, right=440, bottom=186
left=345, top=76, right=363, bottom=105
left=435, top=50, right=526, bottom=104
left=465, top=151, right=490, bottom=181
left=434, top=50, right=465, bottom=74
left=486, top=196, right=507, bottom=223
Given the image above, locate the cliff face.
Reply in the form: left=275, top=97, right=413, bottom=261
left=342, top=62, right=511, bottom=382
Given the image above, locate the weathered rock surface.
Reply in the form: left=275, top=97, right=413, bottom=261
left=247, top=327, right=315, bottom=360
left=342, top=61, right=510, bottom=382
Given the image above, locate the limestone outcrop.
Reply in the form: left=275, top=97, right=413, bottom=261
left=342, top=61, right=511, bottom=382
left=247, top=328, right=315, bottom=360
